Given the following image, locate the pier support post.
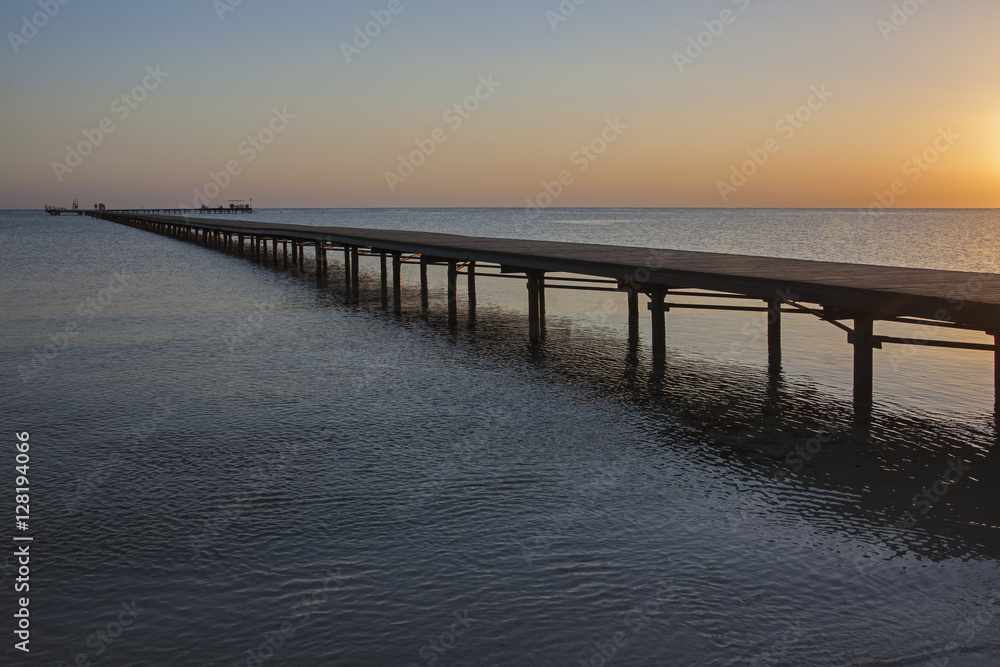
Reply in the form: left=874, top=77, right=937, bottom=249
left=766, top=298, right=784, bottom=398
left=420, top=256, right=429, bottom=315
left=273, top=239, right=279, bottom=266
left=852, top=314, right=875, bottom=412
left=380, top=253, right=389, bottom=310
left=538, top=273, right=546, bottom=321
left=648, top=290, right=668, bottom=364
left=467, top=261, right=477, bottom=324
left=447, top=261, right=459, bottom=326
left=626, top=288, right=640, bottom=360
left=767, top=297, right=782, bottom=377
left=994, top=333, right=999, bottom=429
left=316, top=243, right=324, bottom=285
left=351, top=246, right=360, bottom=303
left=627, top=288, right=639, bottom=341
left=238, top=234, right=245, bottom=257
left=392, top=252, right=403, bottom=315
left=342, top=246, right=351, bottom=294
left=298, top=242, right=304, bottom=268
left=527, top=271, right=546, bottom=342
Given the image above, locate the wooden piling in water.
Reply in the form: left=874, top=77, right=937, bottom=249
left=448, top=261, right=459, bottom=325
left=649, top=290, right=668, bottom=363
left=315, top=243, right=324, bottom=285
left=380, top=253, right=389, bottom=310
left=853, top=314, right=876, bottom=411
left=539, top=273, right=546, bottom=321
left=527, top=271, right=546, bottom=342
left=351, top=246, right=360, bottom=303
left=343, top=246, right=351, bottom=295
left=995, top=333, right=1000, bottom=427
left=767, top=298, right=782, bottom=375
left=467, top=261, right=477, bottom=325
left=392, top=252, right=403, bottom=315
left=627, top=288, right=639, bottom=342
left=420, top=256, right=429, bottom=315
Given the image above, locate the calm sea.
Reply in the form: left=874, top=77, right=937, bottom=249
left=2, top=208, right=1000, bottom=666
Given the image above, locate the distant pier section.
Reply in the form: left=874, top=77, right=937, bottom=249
left=44, top=199, right=252, bottom=216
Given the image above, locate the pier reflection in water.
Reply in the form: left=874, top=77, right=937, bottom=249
left=294, top=235, right=1000, bottom=569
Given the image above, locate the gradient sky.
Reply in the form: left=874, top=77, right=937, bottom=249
left=2, top=0, right=999, bottom=209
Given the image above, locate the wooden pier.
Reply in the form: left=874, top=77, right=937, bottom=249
left=90, top=211, right=1000, bottom=415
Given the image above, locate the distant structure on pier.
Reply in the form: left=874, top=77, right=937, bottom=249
left=45, top=199, right=252, bottom=216
left=44, top=199, right=83, bottom=215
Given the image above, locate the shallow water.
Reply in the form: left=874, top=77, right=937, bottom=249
left=2, top=208, right=1000, bottom=666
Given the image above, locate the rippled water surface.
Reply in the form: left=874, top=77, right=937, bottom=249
left=3, top=208, right=1000, bottom=666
